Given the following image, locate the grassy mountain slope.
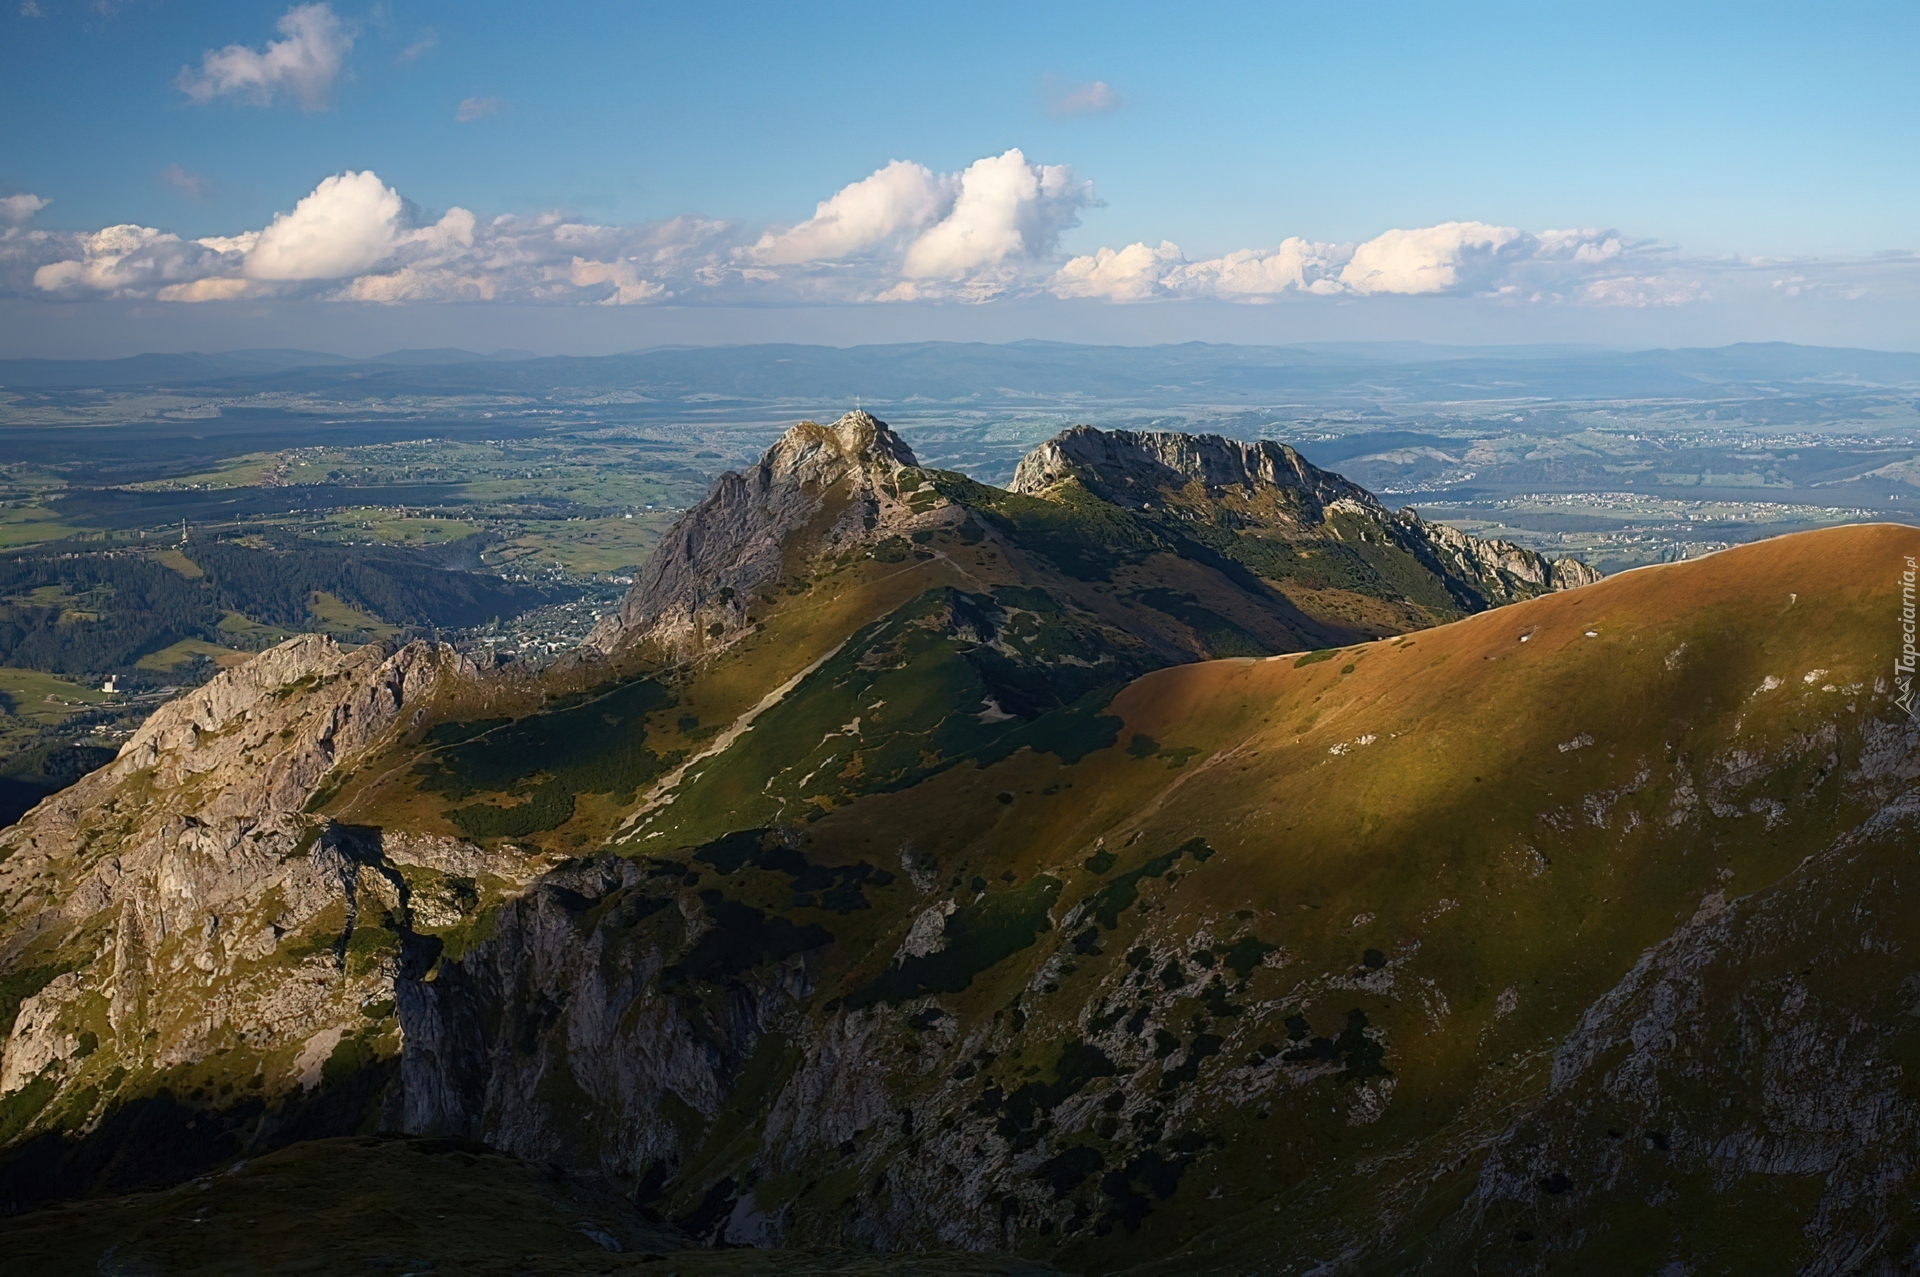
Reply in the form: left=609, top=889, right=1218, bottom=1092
left=340, top=414, right=1596, bottom=854
left=11, top=423, right=1910, bottom=1275
left=569, top=520, right=1900, bottom=1274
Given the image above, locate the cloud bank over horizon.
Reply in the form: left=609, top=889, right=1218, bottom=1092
left=0, top=151, right=1907, bottom=316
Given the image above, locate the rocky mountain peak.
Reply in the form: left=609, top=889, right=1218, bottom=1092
left=766, top=410, right=918, bottom=484
left=1009, top=424, right=1599, bottom=602
left=590, top=410, right=926, bottom=655
left=1009, top=425, right=1370, bottom=515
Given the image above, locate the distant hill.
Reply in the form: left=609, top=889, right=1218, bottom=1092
left=6, top=339, right=1920, bottom=401
left=0, top=346, right=527, bottom=387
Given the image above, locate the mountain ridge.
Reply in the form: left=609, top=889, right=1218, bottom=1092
left=2, top=411, right=1913, bottom=1272
left=587, top=412, right=1596, bottom=667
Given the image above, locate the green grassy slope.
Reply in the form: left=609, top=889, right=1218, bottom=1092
left=3, top=483, right=1908, bottom=1270
left=337, top=425, right=1590, bottom=855
left=271, top=520, right=1912, bottom=1275
left=623, top=521, right=1918, bottom=1271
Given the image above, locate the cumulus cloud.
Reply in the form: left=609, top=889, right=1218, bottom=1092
left=568, top=258, right=669, bottom=305
left=157, top=277, right=271, bottom=303
left=455, top=96, right=501, bottom=122
left=1047, top=77, right=1122, bottom=116
left=1, top=194, right=49, bottom=225
left=1050, top=240, right=1184, bottom=301
left=1583, top=275, right=1709, bottom=307
left=1535, top=227, right=1625, bottom=263
left=5, top=155, right=1815, bottom=313
left=31, top=225, right=233, bottom=295
left=901, top=149, right=1092, bottom=283
left=243, top=170, right=408, bottom=280
left=1052, top=236, right=1350, bottom=302
left=177, top=3, right=353, bottom=111
left=1050, top=223, right=1693, bottom=306
left=20, top=171, right=489, bottom=302
left=737, top=150, right=1092, bottom=299
left=1170, top=239, right=1349, bottom=298
left=1338, top=221, right=1526, bottom=294
left=746, top=160, right=951, bottom=265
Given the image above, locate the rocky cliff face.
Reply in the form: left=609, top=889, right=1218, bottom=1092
left=1414, top=712, right=1920, bottom=1275
left=395, top=853, right=817, bottom=1232
left=588, top=411, right=924, bottom=656
left=1012, top=425, right=1600, bottom=604
left=1408, top=513, right=1602, bottom=593
left=1010, top=425, right=1371, bottom=517
left=0, top=635, right=528, bottom=1200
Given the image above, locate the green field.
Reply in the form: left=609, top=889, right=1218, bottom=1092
left=0, top=505, right=76, bottom=549
left=134, top=639, right=255, bottom=671
left=308, top=591, right=401, bottom=638
left=492, top=511, right=677, bottom=575
left=0, top=666, right=109, bottom=723
left=320, top=510, right=486, bottom=546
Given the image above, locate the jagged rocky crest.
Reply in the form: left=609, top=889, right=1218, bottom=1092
left=1012, top=425, right=1601, bottom=598
left=588, top=411, right=922, bottom=655
left=0, top=637, right=531, bottom=1176
left=592, top=414, right=1598, bottom=661
left=1009, top=424, right=1371, bottom=514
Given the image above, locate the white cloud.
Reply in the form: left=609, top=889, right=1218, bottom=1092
left=455, top=96, right=501, bottom=123
left=568, top=258, right=669, bottom=305
left=1051, top=240, right=1184, bottom=301
left=1339, top=221, right=1527, bottom=295
left=1049, top=78, right=1122, bottom=116
left=1171, top=238, right=1349, bottom=298
left=1050, top=222, right=1695, bottom=306
left=243, top=170, right=407, bottom=280
left=31, top=224, right=232, bottom=295
left=1535, top=228, right=1625, bottom=263
left=746, top=160, right=952, bottom=266
left=23, top=171, right=489, bottom=301
left=337, top=267, right=494, bottom=303
left=0, top=194, right=49, bottom=225
left=10, top=156, right=1817, bottom=313
left=157, top=277, right=269, bottom=303
left=195, top=232, right=261, bottom=255
left=1051, top=237, right=1351, bottom=301
left=177, top=3, right=353, bottom=111
left=902, top=149, right=1092, bottom=282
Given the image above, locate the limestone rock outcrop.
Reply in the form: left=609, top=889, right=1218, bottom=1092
left=1013, top=425, right=1600, bottom=604
left=0, top=636, right=488, bottom=1109
left=588, top=411, right=922, bottom=656
left=1010, top=424, right=1370, bottom=516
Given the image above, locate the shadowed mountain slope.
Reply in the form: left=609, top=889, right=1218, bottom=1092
left=8, top=418, right=1914, bottom=1274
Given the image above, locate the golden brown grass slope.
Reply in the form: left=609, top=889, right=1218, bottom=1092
left=769, top=523, right=1919, bottom=1273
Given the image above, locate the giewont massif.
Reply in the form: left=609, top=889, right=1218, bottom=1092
left=2, top=413, right=1915, bottom=1276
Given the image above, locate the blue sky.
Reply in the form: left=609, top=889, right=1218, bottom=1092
left=4, top=1, right=1920, bottom=355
